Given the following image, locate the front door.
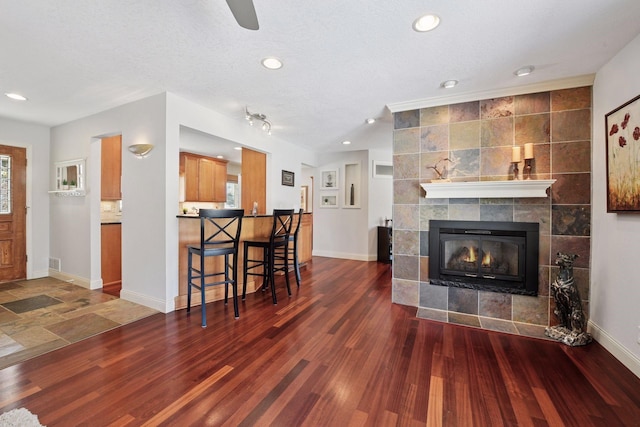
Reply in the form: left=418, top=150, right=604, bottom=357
left=0, top=145, right=26, bottom=282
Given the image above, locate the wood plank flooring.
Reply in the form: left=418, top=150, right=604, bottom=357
left=0, top=257, right=638, bottom=426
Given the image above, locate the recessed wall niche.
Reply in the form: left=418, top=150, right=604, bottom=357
left=343, top=162, right=360, bottom=208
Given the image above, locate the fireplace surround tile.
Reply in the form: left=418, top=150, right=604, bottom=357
left=394, top=109, right=419, bottom=129
left=479, top=204, right=513, bottom=222
left=393, top=154, right=419, bottom=180
left=392, top=279, right=419, bottom=306
left=419, top=282, right=447, bottom=310
left=449, top=312, right=482, bottom=328
left=551, top=140, right=591, bottom=173
left=551, top=109, right=591, bottom=141
left=481, top=117, right=513, bottom=147
left=394, top=86, right=592, bottom=337
left=393, top=128, right=420, bottom=154
left=420, top=125, right=449, bottom=152
left=479, top=317, right=519, bottom=334
left=448, top=287, right=479, bottom=315
left=515, top=92, right=550, bottom=115
left=394, top=204, right=419, bottom=231
left=478, top=292, right=512, bottom=320
left=450, top=101, right=480, bottom=122
left=551, top=86, right=591, bottom=111
left=394, top=230, right=419, bottom=256
left=513, top=295, right=549, bottom=325
left=515, top=113, right=550, bottom=144
left=420, top=105, right=449, bottom=126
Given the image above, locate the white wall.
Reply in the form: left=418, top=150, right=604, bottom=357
left=49, top=92, right=316, bottom=312
left=592, top=33, right=640, bottom=375
left=50, top=93, right=169, bottom=311
left=314, top=150, right=371, bottom=260
left=0, top=117, right=50, bottom=278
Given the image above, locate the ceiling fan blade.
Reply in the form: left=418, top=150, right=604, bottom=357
left=225, top=0, right=259, bottom=30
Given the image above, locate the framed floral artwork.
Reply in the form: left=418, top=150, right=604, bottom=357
left=606, top=94, right=640, bottom=212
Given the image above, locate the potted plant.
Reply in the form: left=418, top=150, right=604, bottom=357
left=69, top=180, right=76, bottom=189
left=62, top=179, right=69, bottom=190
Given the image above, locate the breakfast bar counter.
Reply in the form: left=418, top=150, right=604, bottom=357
left=175, top=212, right=312, bottom=309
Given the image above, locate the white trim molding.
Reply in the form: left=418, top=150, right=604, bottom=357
left=387, top=74, right=595, bottom=113
left=588, top=320, right=640, bottom=378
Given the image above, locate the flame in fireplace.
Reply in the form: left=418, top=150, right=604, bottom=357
left=467, top=246, right=477, bottom=263
left=482, top=251, right=491, bottom=267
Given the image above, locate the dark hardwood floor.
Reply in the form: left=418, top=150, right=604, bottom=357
left=1, top=257, right=639, bottom=426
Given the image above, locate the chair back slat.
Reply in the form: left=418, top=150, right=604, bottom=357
left=199, top=209, right=244, bottom=250
left=270, top=209, right=294, bottom=244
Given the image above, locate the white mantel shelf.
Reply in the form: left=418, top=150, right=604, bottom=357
left=420, top=179, right=556, bottom=199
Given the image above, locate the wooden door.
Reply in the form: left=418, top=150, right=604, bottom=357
left=0, top=145, right=26, bottom=282
left=101, top=135, right=122, bottom=200
left=241, top=148, right=266, bottom=214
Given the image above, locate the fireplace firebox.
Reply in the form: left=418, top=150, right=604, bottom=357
left=428, top=220, right=539, bottom=296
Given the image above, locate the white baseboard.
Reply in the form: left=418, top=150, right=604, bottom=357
left=588, top=320, right=640, bottom=378
left=29, top=269, right=50, bottom=280
left=48, top=269, right=95, bottom=289
left=311, top=250, right=372, bottom=262
left=120, top=288, right=172, bottom=314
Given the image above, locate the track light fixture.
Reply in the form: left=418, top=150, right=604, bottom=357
left=245, top=106, right=272, bottom=135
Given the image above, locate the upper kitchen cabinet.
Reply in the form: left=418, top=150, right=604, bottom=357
left=101, top=135, right=122, bottom=200
left=180, top=151, right=228, bottom=202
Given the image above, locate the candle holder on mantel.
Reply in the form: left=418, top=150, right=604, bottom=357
left=523, top=142, right=534, bottom=180
left=511, top=146, right=521, bottom=181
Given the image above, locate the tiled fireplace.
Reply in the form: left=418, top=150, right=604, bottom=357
left=391, top=86, right=592, bottom=339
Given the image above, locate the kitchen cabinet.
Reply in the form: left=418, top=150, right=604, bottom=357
left=101, top=223, right=122, bottom=287
left=180, top=152, right=228, bottom=202
left=101, top=135, right=122, bottom=200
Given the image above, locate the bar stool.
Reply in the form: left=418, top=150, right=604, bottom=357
left=187, top=209, right=244, bottom=327
left=287, top=208, right=304, bottom=287
left=242, top=209, right=294, bottom=305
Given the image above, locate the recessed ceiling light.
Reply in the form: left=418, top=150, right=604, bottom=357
left=5, top=92, right=27, bottom=101
left=441, top=80, right=458, bottom=89
left=342, top=140, right=352, bottom=145
left=234, top=146, right=243, bottom=151
left=412, top=14, right=440, bottom=32
left=366, top=118, right=376, bottom=124
left=261, top=57, right=283, bottom=70
left=217, top=155, right=224, bottom=159
left=515, top=66, right=534, bottom=77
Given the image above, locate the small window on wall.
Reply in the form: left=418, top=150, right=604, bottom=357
left=0, top=155, right=11, bottom=213
left=225, top=174, right=239, bottom=208
left=373, top=160, right=393, bottom=178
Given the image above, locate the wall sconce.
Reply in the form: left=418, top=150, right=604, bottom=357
left=128, top=143, right=154, bottom=158
left=245, top=106, right=272, bottom=135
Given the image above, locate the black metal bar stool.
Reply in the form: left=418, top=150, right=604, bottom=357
left=287, top=208, right=304, bottom=287
left=242, top=209, right=294, bottom=304
left=187, top=209, right=244, bottom=327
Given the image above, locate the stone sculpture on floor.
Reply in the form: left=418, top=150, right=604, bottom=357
left=545, top=252, right=592, bottom=346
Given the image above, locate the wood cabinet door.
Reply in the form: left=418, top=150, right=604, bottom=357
left=101, top=135, right=122, bottom=200
left=101, top=224, right=122, bottom=286
left=198, top=158, right=216, bottom=201
left=183, top=154, right=200, bottom=202
left=213, top=160, right=227, bottom=202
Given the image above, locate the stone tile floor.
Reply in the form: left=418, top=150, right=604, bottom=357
left=0, top=277, right=158, bottom=370
left=416, top=307, right=554, bottom=340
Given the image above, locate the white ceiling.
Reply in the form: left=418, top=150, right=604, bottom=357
left=1, top=0, right=640, bottom=154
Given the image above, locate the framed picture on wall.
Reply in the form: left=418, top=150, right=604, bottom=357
left=281, top=170, right=294, bottom=187
left=605, top=93, right=640, bottom=212
left=321, top=170, right=338, bottom=189
left=319, top=193, right=338, bottom=208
